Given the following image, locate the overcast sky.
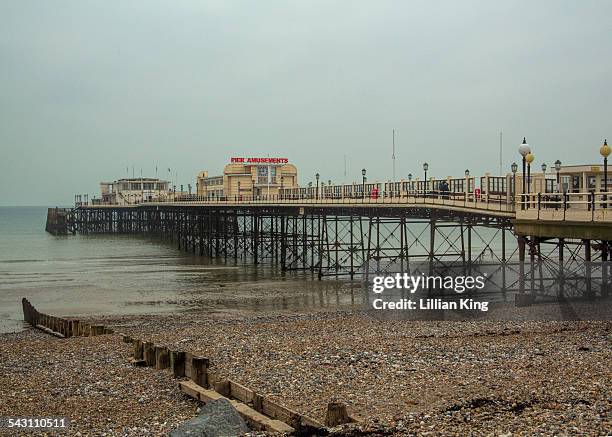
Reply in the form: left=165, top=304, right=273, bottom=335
left=1, top=0, right=611, bottom=205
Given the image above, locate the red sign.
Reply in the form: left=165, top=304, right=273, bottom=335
left=231, top=157, right=289, bottom=164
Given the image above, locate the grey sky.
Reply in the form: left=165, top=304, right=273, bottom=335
left=1, top=0, right=611, bottom=205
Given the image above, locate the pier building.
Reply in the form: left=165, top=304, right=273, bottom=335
left=196, top=157, right=298, bottom=199
left=97, top=178, right=170, bottom=205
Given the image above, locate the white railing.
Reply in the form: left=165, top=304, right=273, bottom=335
left=515, top=191, right=612, bottom=222
left=79, top=189, right=612, bottom=223
left=131, top=190, right=516, bottom=214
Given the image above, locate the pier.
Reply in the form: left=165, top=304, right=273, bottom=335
left=47, top=179, right=612, bottom=304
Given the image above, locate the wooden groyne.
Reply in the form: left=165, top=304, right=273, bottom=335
left=22, top=298, right=355, bottom=433
left=22, top=298, right=112, bottom=338
left=126, top=333, right=329, bottom=433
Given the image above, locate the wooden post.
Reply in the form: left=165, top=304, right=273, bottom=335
left=155, top=346, right=170, bottom=369
left=325, top=402, right=351, bottom=427
left=191, top=357, right=209, bottom=388
left=214, top=380, right=231, bottom=397
left=21, top=298, right=29, bottom=324
left=133, top=340, right=144, bottom=360
left=171, top=351, right=186, bottom=378
left=252, top=392, right=264, bottom=413
left=71, top=320, right=80, bottom=337
left=61, top=319, right=67, bottom=337
left=143, top=342, right=156, bottom=366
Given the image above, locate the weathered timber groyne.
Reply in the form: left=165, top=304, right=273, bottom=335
left=21, top=298, right=354, bottom=433
left=22, top=298, right=111, bottom=338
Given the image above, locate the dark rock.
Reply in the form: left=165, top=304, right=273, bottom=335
left=169, top=399, right=248, bottom=437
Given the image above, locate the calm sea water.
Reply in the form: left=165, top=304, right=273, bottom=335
left=0, top=207, right=362, bottom=333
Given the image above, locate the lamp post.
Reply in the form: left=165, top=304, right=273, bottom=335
left=362, top=168, right=367, bottom=200
left=554, top=160, right=562, bottom=193
left=423, top=162, right=429, bottom=196
left=188, top=184, right=192, bottom=196
left=315, top=173, right=320, bottom=201
left=465, top=169, right=470, bottom=177
left=541, top=163, right=547, bottom=193
left=518, top=138, right=531, bottom=210
left=408, top=173, right=413, bottom=194
left=601, top=139, right=610, bottom=208
left=511, top=162, right=518, bottom=203
left=526, top=153, right=534, bottom=208
left=280, top=176, right=284, bottom=200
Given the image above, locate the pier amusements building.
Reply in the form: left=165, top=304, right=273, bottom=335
left=197, top=157, right=298, bottom=199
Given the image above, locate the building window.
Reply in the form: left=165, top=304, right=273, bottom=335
left=587, top=176, right=596, bottom=190
left=257, top=166, right=268, bottom=184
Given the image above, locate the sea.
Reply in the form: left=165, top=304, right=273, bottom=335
left=0, top=206, right=362, bottom=334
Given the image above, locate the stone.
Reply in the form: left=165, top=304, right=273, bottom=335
left=170, top=398, right=249, bottom=437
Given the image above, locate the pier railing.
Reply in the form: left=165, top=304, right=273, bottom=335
left=516, top=191, right=612, bottom=222
left=150, top=190, right=516, bottom=214
left=80, top=190, right=612, bottom=222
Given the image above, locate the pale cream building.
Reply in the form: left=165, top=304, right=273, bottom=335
left=197, top=157, right=298, bottom=198
left=98, top=178, right=170, bottom=205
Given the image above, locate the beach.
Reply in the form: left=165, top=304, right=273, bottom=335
left=1, top=307, right=610, bottom=436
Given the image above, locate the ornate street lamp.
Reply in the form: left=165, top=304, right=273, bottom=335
left=362, top=168, right=367, bottom=200
left=465, top=169, right=470, bottom=177
left=601, top=139, right=610, bottom=208
left=315, top=173, right=320, bottom=201
left=554, top=160, right=562, bottom=193
left=526, top=153, right=534, bottom=210
left=511, top=162, right=518, bottom=203
left=518, top=138, right=531, bottom=209
left=408, top=173, right=413, bottom=194
left=541, top=163, right=547, bottom=193
left=423, top=162, right=429, bottom=195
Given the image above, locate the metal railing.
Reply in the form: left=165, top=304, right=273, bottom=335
left=77, top=189, right=612, bottom=222
left=135, top=189, right=517, bottom=214
left=516, top=191, right=612, bottom=222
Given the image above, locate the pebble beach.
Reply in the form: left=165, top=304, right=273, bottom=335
left=1, top=307, right=610, bottom=436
